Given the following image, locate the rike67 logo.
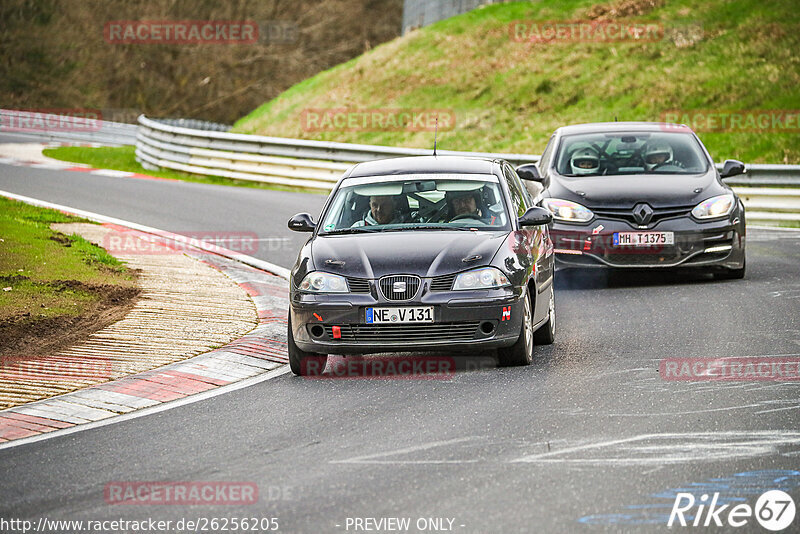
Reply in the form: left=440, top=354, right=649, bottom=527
left=669, top=490, right=796, bottom=531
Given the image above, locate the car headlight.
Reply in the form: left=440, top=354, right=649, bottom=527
left=542, top=198, right=594, bottom=223
left=691, top=194, right=735, bottom=220
left=453, top=267, right=510, bottom=290
left=297, top=272, right=349, bottom=293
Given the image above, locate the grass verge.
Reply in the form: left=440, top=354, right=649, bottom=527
left=0, top=196, right=138, bottom=355
left=233, top=0, right=800, bottom=164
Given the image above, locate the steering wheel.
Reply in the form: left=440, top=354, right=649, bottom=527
left=648, top=160, right=684, bottom=172
left=451, top=213, right=487, bottom=225
left=650, top=162, right=684, bottom=172
left=423, top=201, right=450, bottom=223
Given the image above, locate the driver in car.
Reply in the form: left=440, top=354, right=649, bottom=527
left=570, top=146, right=601, bottom=175
left=448, top=190, right=486, bottom=222
left=644, top=141, right=684, bottom=171
left=351, top=195, right=402, bottom=227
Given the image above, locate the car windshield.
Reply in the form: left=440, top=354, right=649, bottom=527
left=318, top=174, right=511, bottom=233
left=555, top=131, right=709, bottom=177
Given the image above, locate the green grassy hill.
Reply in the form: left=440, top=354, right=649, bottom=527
left=233, top=0, right=800, bottom=163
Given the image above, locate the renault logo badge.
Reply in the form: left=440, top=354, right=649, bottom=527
left=633, top=203, right=654, bottom=225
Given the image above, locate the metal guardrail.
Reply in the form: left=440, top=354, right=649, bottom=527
left=135, top=114, right=539, bottom=163
left=0, top=107, right=794, bottom=222
left=150, top=117, right=232, bottom=132
left=0, top=109, right=138, bottom=146
left=135, top=114, right=800, bottom=223
left=733, top=188, right=800, bottom=222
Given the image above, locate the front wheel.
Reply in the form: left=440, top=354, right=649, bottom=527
left=288, top=314, right=327, bottom=376
left=713, top=258, right=746, bottom=280
left=498, top=291, right=534, bottom=367
left=533, top=287, right=555, bottom=345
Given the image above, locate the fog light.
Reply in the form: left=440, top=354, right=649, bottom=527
left=310, top=325, right=324, bottom=338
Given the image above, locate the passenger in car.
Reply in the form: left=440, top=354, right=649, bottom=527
left=351, top=195, right=403, bottom=226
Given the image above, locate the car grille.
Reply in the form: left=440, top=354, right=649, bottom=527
left=430, top=273, right=457, bottom=291
left=325, top=322, right=481, bottom=343
left=346, top=278, right=371, bottom=293
left=602, top=251, right=684, bottom=265
left=378, top=275, right=420, bottom=301
left=591, top=205, right=693, bottom=227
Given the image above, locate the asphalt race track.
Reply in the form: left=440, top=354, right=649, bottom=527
left=0, top=161, right=326, bottom=268
left=1, top=161, right=799, bottom=532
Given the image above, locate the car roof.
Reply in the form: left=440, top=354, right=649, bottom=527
left=347, top=156, right=499, bottom=178
left=555, top=121, right=694, bottom=135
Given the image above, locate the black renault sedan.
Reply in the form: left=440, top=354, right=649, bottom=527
left=286, top=156, right=555, bottom=375
left=517, top=122, right=746, bottom=279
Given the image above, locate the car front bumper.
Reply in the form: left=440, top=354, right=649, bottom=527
left=290, top=289, right=526, bottom=355
left=550, top=216, right=745, bottom=270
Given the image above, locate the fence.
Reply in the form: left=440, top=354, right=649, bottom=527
left=402, top=0, right=503, bottom=34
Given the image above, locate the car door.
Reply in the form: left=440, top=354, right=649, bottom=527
left=503, top=164, right=553, bottom=324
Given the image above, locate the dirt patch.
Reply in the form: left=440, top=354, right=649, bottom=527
left=586, top=0, right=665, bottom=20
left=48, top=233, right=72, bottom=246
left=0, top=280, right=140, bottom=359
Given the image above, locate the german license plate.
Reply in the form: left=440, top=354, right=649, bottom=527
left=366, top=307, right=434, bottom=324
left=613, top=232, right=674, bottom=246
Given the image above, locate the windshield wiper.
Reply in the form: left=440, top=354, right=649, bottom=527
left=380, top=225, right=480, bottom=232
left=323, top=227, right=382, bottom=235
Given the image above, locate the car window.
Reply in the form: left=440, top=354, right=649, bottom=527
left=538, top=135, right=556, bottom=174
left=319, top=174, right=511, bottom=233
left=503, top=165, right=528, bottom=218
left=555, top=131, right=710, bottom=177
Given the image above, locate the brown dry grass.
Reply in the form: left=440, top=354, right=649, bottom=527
left=0, top=0, right=402, bottom=124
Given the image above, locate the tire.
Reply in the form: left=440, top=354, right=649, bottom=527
left=498, top=291, right=534, bottom=367
left=533, top=287, right=555, bottom=345
left=287, top=314, right=327, bottom=376
left=713, top=258, right=746, bottom=280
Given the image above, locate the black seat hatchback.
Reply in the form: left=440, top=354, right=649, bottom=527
left=286, top=156, right=556, bottom=376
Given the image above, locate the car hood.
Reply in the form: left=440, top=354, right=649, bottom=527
left=310, top=231, right=508, bottom=279
left=549, top=168, right=724, bottom=208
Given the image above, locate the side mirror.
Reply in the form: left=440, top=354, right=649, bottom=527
left=288, top=213, right=316, bottom=232
left=720, top=159, right=745, bottom=179
left=518, top=206, right=553, bottom=227
left=516, top=163, right=544, bottom=182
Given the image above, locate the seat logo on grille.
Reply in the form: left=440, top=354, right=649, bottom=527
left=380, top=276, right=419, bottom=300
left=633, top=203, right=654, bottom=225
